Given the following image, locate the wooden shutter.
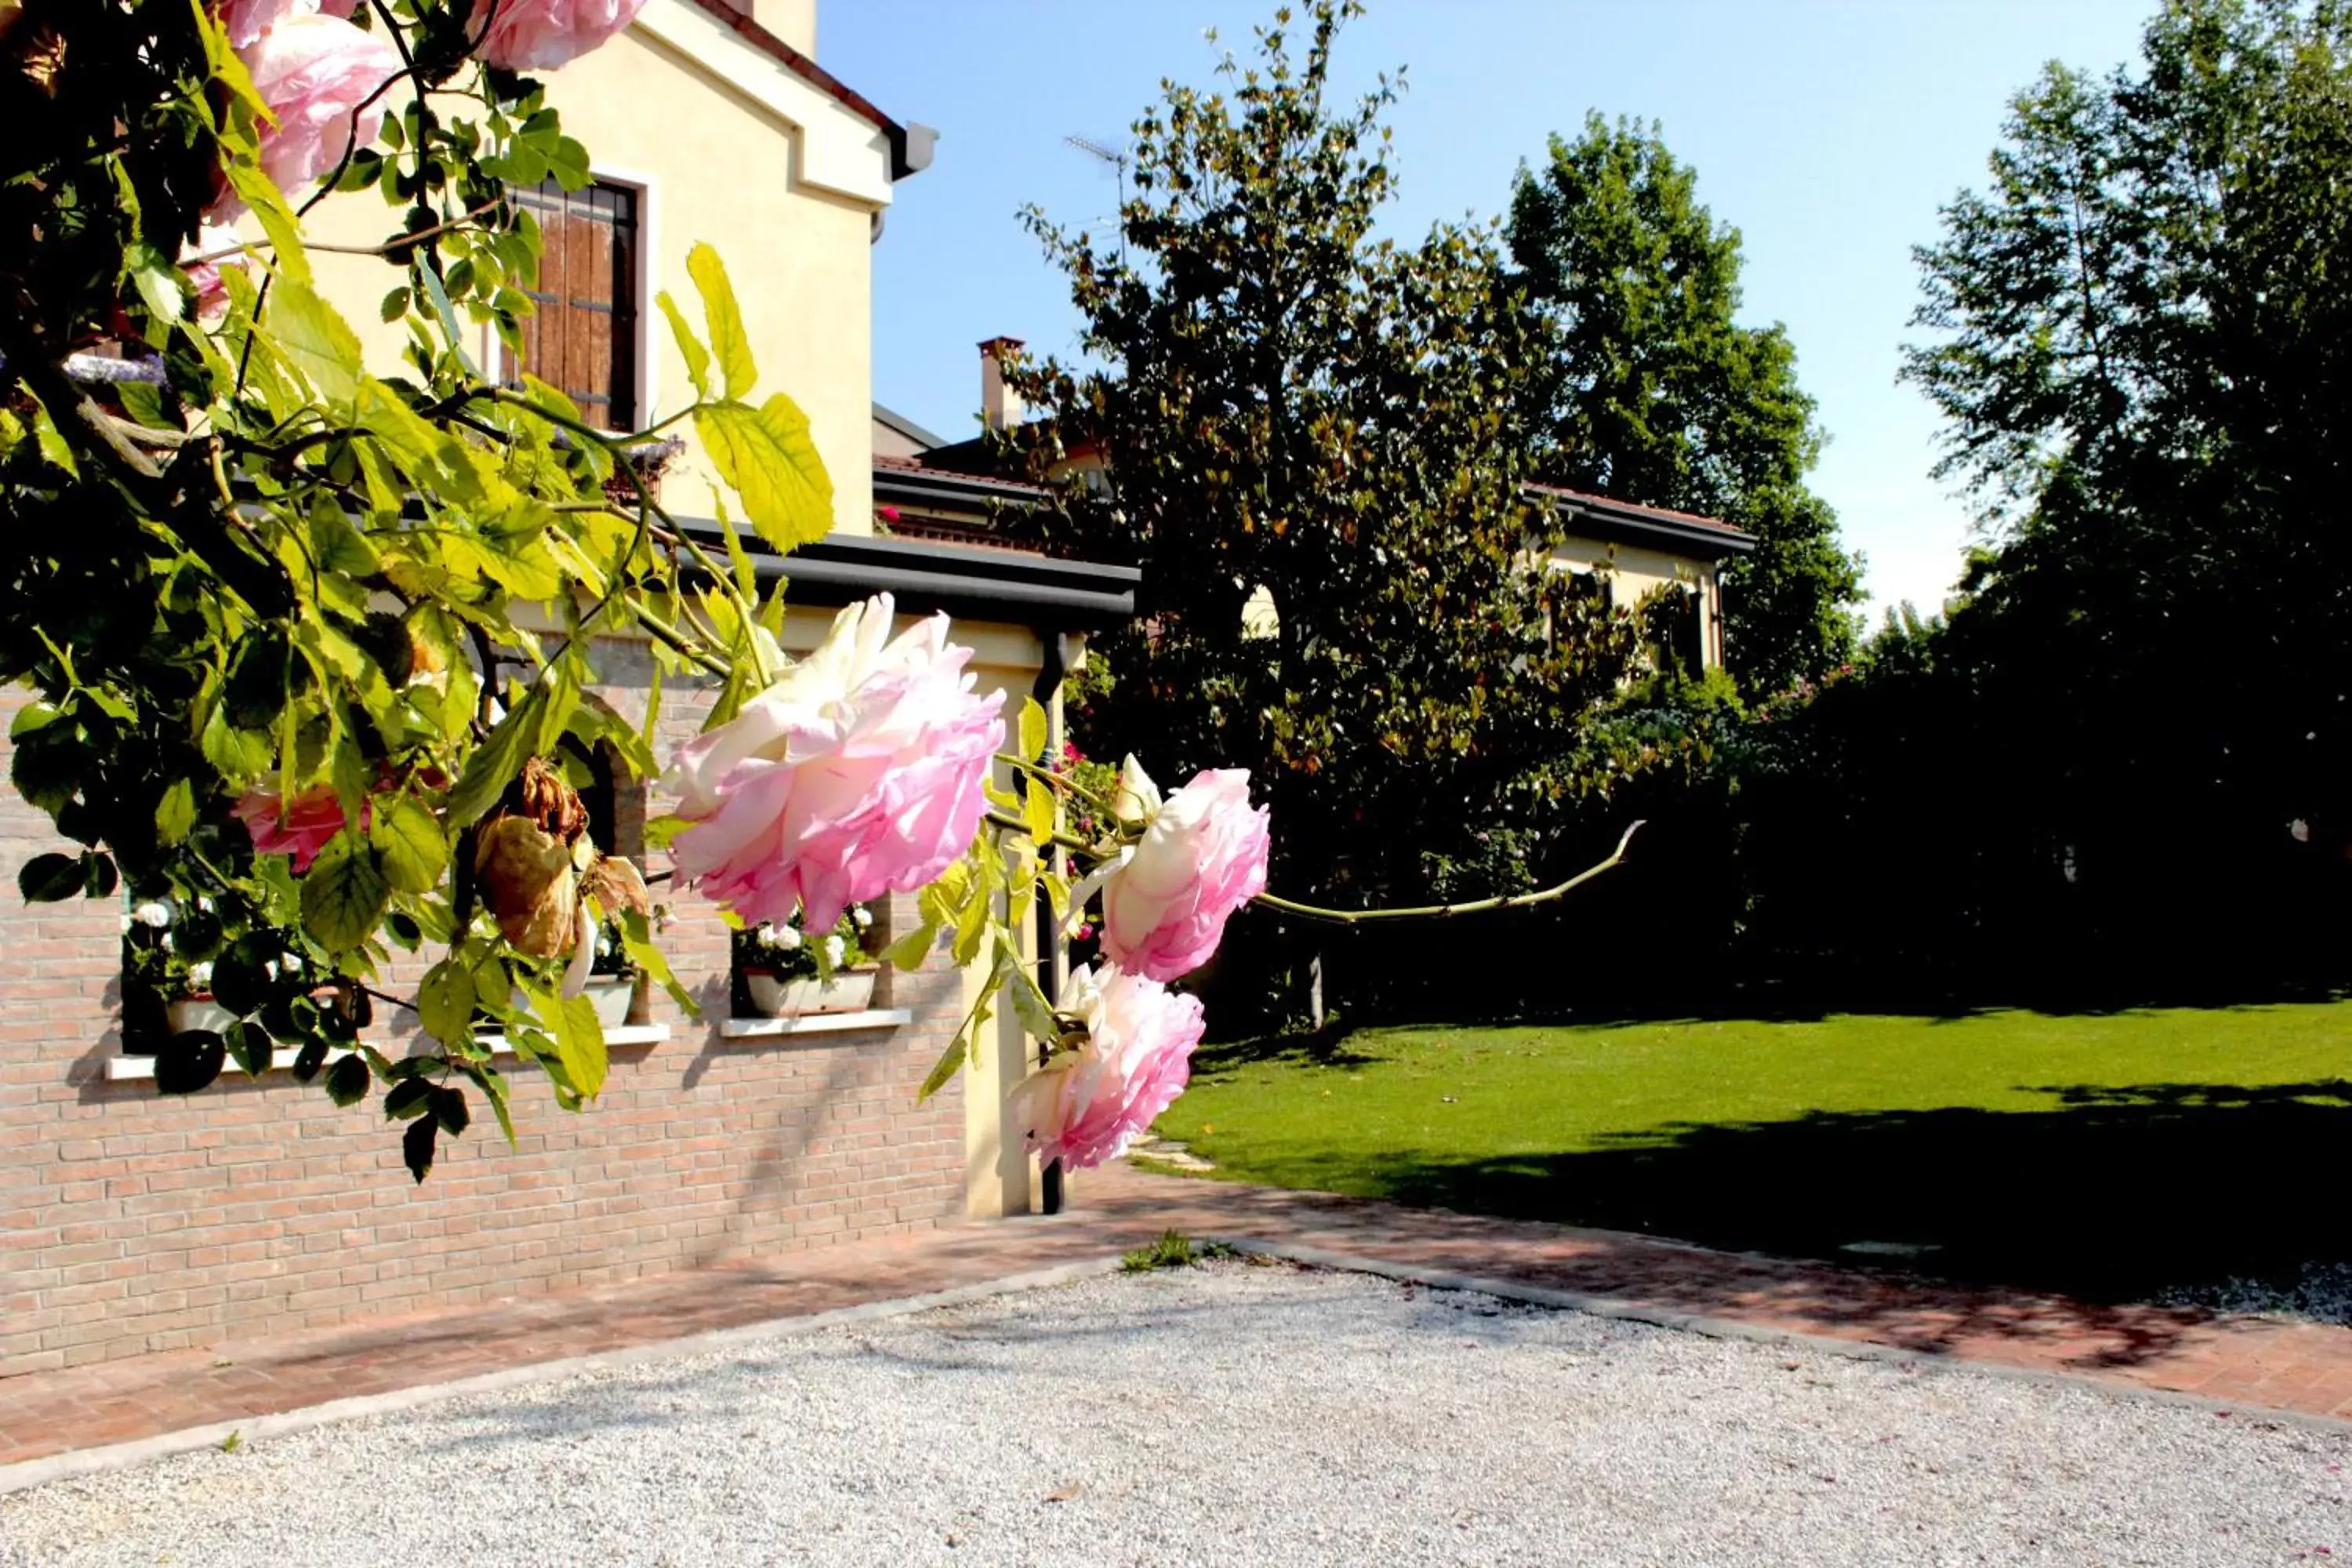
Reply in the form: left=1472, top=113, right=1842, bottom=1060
left=505, top=179, right=640, bottom=430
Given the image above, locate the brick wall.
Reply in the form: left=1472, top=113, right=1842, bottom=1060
left=0, top=644, right=971, bottom=1377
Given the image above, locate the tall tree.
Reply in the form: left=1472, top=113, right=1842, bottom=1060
left=1508, top=114, right=1862, bottom=699
left=1006, top=1, right=1648, bottom=931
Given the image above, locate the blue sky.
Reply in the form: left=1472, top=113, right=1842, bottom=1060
left=826, top=1, right=2156, bottom=622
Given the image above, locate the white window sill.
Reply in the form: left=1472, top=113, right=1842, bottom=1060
left=103, top=1025, right=674, bottom=1081
left=718, top=1008, right=912, bottom=1040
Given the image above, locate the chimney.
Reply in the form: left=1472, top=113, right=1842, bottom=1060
left=979, top=336, right=1026, bottom=432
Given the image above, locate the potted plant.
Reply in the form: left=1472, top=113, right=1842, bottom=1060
left=735, top=905, right=878, bottom=1017
left=580, top=912, right=640, bottom=1028
left=119, top=896, right=360, bottom=1058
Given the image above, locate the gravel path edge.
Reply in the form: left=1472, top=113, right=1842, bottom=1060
left=0, top=1254, right=1132, bottom=1498
left=1223, top=1236, right=2352, bottom=1440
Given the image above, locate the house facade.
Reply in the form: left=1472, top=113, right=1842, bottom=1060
left=0, top=1, right=1136, bottom=1378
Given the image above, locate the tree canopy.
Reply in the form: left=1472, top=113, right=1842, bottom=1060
left=1507, top=114, right=1862, bottom=699
left=1005, top=0, right=1653, bottom=933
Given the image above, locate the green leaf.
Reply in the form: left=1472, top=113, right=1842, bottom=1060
left=416, top=958, right=476, bottom=1045
left=227, top=165, right=310, bottom=285
left=223, top=1019, right=274, bottom=1076
left=308, top=505, right=380, bottom=577
left=298, top=833, right=390, bottom=951
left=1018, top=696, right=1049, bottom=764
left=154, top=779, right=198, bottom=846
left=882, top=920, right=939, bottom=972
left=9, top=702, right=62, bottom=739
left=82, top=853, right=118, bottom=899
left=269, top=278, right=364, bottom=405
left=951, top=868, right=994, bottom=965
left=995, top=938, right=1060, bottom=1044
left=383, top=1077, right=433, bottom=1120
left=368, top=794, right=447, bottom=895
left=543, top=988, right=608, bottom=1100
left=687, top=243, right=757, bottom=401
left=461, top=1062, right=518, bottom=1146
left=325, top=1052, right=372, bottom=1108
left=401, top=1114, right=437, bottom=1182
left=17, top=853, right=85, bottom=902
left=655, top=291, right=712, bottom=401
left=1023, top=775, right=1056, bottom=848
left=156, top=1031, right=227, bottom=1096
left=695, top=394, right=834, bottom=556
left=916, top=1037, right=967, bottom=1102
left=445, top=692, right=537, bottom=829
left=618, top=909, right=697, bottom=1018
left=125, top=241, right=187, bottom=325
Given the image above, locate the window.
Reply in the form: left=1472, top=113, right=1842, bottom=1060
left=504, top=178, right=641, bottom=430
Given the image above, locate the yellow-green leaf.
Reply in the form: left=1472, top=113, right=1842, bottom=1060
left=882, top=920, right=938, bottom=971
left=299, top=832, right=390, bottom=951
left=417, top=959, right=476, bottom=1046
left=687, top=242, right=757, bottom=400
left=1023, top=774, right=1056, bottom=847
left=229, top=165, right=310, bottom=285
left=368, top=794, right=448, bottom=895
left=154, top=779, right=198, bottom=846
left=1018, top=696, right=1048, bottom=763
left=655, top=291, right=711, bottom=401
left=916, top=1037, right=967, bottom=1102
left=269, top=278, right=361, bottom=405
left=546, top=989, right=608, bottom=1099
left=695, top=394, right=833, bottom=556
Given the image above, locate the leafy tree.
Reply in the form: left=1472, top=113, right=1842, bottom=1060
left=1893, top=0, right=2352, bottom=983
left=1507, top=114, right=1862, bottom=699
left=1002, top=1, right=1649, bottom=942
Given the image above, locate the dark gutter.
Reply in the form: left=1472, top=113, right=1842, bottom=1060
left=677, top=524, right=1138, bottom=633
left=872, top=465, right=1044, bottom=510
left=1530, top=488, right=1757, bottom=559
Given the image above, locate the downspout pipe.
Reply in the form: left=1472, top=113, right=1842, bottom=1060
left=1032, top=630, right=1069, bottom=1216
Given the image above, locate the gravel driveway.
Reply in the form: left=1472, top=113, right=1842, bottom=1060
left=5, top=1258, right=2347, bottom=1566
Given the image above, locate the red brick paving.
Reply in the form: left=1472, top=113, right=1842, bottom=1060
left=8, top=1163, right=2352, bottom=1472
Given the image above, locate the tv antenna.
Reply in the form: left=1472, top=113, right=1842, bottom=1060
left=1064, top=134, right=1131, bottom=226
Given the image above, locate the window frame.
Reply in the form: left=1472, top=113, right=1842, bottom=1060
left=492, top=166, right=659, bottom=435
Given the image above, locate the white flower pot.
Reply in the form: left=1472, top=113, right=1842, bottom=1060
left=166, top=997, right=238, bottom=1036
left=583, top=975, right=637, bottom=1028
left=745, top=968, right=876, bottom=1018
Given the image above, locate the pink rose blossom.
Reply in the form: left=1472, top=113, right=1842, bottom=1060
left=1007, top=964, right=1203, bottom=1171
left=213, top=0, right=358, bottom=51
left=474, top=0, right=647, bottom=71
left=233, top=13, right=401, bottom=202
left=234, top=784, right=350, bottom=872
left=1091, top=758, right=1270, bottom=982
left=662, top=594, right=1007, bottom=932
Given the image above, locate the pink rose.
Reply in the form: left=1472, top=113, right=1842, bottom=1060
left=1090, top=759, right=1270, bottom=982
left=663, top=594, right=1007, bottom=932
left=234, top=784, right=351, bottom=872
left=1007, top=964, right=1203, bottom=1171
left=213, top=0, right=358, bottom=51
left=235, top=13, right=401, bottom=201
left=474, top=0, right=647, bottom=71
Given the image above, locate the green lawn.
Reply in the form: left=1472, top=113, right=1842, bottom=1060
left=1153, top=1004, right=2352, bottom=1299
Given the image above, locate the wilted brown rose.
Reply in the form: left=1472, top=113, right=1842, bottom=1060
left=474, top=759, right=648, bottom=983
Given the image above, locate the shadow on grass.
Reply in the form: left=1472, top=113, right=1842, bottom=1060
left=1236, top=1080, right=2352, bottom=1306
